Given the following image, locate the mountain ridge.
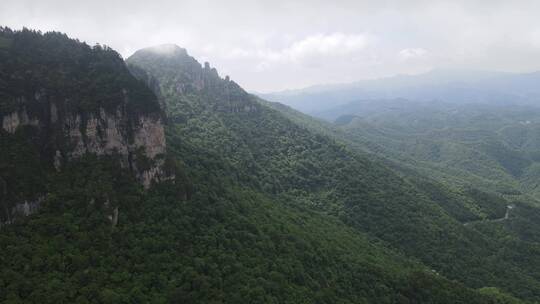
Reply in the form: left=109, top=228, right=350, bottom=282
left=128, top=43, right=540, bottom=301
left=260, top=68, right=540, bottom=115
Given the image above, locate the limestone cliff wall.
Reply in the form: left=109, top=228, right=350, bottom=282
left=1, top=100, right=172, bottom=224
left=1, top=102, right=170, bottom=188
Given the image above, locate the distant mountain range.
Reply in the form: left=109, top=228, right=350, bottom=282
left=259, top=69, right=540, bottom=118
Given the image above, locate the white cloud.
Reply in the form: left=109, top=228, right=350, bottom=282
left=399, top=48, right=428, bottom=60
left=281, top=33, right=370, bottom=62
left=220, top=33, right=371, bottom=70
left=199, top=32, right=372, bottom=71
left=530, top=29, right=540, bottom=48
left=3, top=0, right=540, bottom=91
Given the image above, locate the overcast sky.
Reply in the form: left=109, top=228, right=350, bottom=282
left=2, top=0, right=540, bottom=92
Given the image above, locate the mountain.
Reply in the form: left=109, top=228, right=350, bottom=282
left=0, top=29, right=531, bottom=303
left=263, top=97, right=540, bottom=301
left=128, top=45, right=540, bottom=301
left=268, top=97, right=540, bottom=298
left=0, top=28, right=173, bottom=225
left=325, top=99, right=540, bottom=200
left=260, top=69, right=540, bottom=116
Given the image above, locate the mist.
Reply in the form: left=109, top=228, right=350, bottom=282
left=2, top=1, right=540, bottom=92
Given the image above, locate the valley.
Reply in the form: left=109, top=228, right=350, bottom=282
left=0, top=26, right=538, bottom=304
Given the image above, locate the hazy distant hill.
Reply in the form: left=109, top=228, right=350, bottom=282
left=326, top=99, right=540, bottom=199
left=260, top=69, right=540, bottom=116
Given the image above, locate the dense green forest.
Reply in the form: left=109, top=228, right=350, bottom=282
left=127, top=45, right=540, bottom=301
left=2, top=156, right=521, bottom=303
left=265, top=98, right=540, bottom=301
left=0, top=27, right=159, bottom=116
left=0, top=28, right=536, bottom=303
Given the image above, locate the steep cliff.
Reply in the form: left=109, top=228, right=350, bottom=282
left=1, top=103, right=168, bottom=187
left=0, top=28, right=172, bottom=222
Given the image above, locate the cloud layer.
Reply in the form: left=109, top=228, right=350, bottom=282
left=2, top=0, right=540, bottom=92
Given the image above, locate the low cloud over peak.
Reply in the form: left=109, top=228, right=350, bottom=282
left=399, top=48, right=428, bottom=60
left=2, top=0, right=540, bottom=92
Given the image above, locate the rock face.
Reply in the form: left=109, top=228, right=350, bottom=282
left=2, top=197, right=44, bottom=225
left=1, top=102, right=169, bottom=188
left=2, top=110, right=39, bottom=133
left=0, top=98, right=171, bottom=224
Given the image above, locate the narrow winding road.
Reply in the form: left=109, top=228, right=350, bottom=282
left=463, top=205, right=515, bottom=226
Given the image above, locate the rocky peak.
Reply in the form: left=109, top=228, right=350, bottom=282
left=128, top=44, right=215, bottom=93
left=127, top=45, right=260, bottom=114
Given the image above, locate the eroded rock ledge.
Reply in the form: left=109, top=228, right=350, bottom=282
left=1, top=101, right=171, bottom=188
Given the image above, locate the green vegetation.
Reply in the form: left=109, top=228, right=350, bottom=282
left=276, top=99, right=540, bottom=301
left=128, top=46, right=540, bottom=301
left=1, top=29, right=539, bottom=303
left=329, top=101, right=540, bottom=197
left=1, top=157, right=510, bottom=303
left=0, top=27, right=163, bottom=221
left=0, top=126, right=49, bottom=217
left=0, top=27, right=160, bottom=117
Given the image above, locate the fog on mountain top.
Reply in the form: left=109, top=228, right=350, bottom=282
left=2, top=0, right=540, bottom=92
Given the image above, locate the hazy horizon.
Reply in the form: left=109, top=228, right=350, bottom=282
left=3, top=0, right=540, bottom=93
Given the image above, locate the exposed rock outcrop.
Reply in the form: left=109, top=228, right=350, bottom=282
left=2, top=109, right=39, bottom=133
left=1, top=102, right=170, bottom=188
left=1, top=196, right=44, bottom=227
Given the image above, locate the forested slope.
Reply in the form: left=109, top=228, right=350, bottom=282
left=0, top=29, right=520, bottom=303
left=128, top=45, right=540, bottom=301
